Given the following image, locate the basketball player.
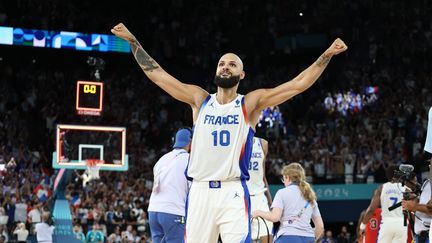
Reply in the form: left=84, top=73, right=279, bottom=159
left=247, top=137, right=273, bottom=242
left=111, top=23, right=347, bottom=242
left=360, top=165, right=407, bottom=243
left=357, top=208, right=381, bottom=243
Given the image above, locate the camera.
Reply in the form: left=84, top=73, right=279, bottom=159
left=87, top=57, right=105, bottom=81
left=393, top=164, right=421, bottom=196
left=87, top=57, right=105, bottom=70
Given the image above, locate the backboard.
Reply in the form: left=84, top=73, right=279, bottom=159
left=52, top=124, right=128, bottom=171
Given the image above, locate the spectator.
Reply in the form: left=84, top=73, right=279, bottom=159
left=72, top=224, right=85, bottom=242
left=321, top=230, right=336, bottom=243
left=86, top=223, right=105, bottom=243
left=336, top=225, right=351, bottom=243
left=35, top=211, right=55, bottom=243
left=13, top=222, right=29, bottom=243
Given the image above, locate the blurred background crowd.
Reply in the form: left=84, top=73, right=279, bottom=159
left=0, top=0, right=430, bottom=242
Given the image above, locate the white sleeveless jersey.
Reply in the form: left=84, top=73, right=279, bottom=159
left=246, top=137, right=266, bottom=195
left=187, top=94, right=254, bottom=181
left=380, top=182, right=405, bottom=221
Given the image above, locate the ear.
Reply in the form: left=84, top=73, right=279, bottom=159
left=240, top=71, right=245, bottom=80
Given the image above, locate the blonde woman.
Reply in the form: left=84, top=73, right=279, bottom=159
left=252, top=163, right=324, bottom=243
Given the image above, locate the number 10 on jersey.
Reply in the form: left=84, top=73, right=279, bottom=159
left=211, top=130, right=230, bottom=146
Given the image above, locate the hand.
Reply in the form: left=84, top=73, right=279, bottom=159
left=426, top=199, right=432, bottom=211
left=325, top=38, right=348, bottom=56
left=111, top=23, right=135, bottom=42
left=251, top=210, right=260, bottom=218
left=402, top=200, right=417, bottom=211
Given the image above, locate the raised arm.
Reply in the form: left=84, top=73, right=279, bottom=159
left=245, top=39, right=347, bottom=126
left=111, top=23, right=208, bottom=110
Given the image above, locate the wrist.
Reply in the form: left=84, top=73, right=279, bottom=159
left=359, top=222, right=366, bottom=230
left=128, top=35, right=137, bottom=44
left=323, top=50, right=333, bottom=58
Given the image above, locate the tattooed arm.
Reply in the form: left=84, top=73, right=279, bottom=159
left=244, top=38, right=348, bottom=127
left=111, top=23, right=208, bottom=109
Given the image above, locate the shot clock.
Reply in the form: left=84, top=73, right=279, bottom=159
left=76, top=80, right=104, bottom=116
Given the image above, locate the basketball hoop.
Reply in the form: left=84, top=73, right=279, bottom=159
left=85, top=159, right=104, bottom=180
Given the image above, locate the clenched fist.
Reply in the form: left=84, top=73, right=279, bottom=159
left=111, top=23, right=135, bottom=42
left=325, top=38, right=348, bottom=56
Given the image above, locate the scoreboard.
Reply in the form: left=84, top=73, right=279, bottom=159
left=76, top=81, right=103, bottom=116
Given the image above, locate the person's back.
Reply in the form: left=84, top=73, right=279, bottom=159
left=252, top=162, right=324, bottom=242
left=148, top=128, right=191, bottom=243
left=274, top=185, right=319, bottom=238
left=247, top=137, right=266, bottom=195
left=247, top=137, right=273, bottom=242
left=35, top=212, right=55, bottom=243
left=364, top=208, right=381, bottom=243
left=380, top=182, right=404, bottom=222
left=148, top=148, right=189, bottom=215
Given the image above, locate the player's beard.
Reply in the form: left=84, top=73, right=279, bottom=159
left=213, top=74, right=240, bottom=89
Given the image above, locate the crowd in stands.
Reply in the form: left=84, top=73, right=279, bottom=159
left=0, top=0, right=431, bottom=242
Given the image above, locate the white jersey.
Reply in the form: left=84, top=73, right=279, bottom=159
left=247, top=137, right=266, bottom=195
left=148, top=149, right=189, bottom=216
left=424, top=107, right=432, bottom=153
left=187, top=94, right=254, bottom=181
left=380, top=182, right=405, bottom=222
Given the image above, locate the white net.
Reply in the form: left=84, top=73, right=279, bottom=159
left=86, top=159, right=103, bottom=180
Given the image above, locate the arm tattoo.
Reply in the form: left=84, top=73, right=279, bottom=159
left=315, top=53, right=332, bottom=67
left=130, top=38, right=159, bottom=72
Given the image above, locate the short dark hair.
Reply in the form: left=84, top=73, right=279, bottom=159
left=386, top=164, right=399, bottom=181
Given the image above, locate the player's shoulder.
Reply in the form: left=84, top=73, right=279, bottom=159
left=244, top=89, right=266, bottom=107
left=253, top=136, right=268, bottom=146
left=259, top=138, right=268, bottom=147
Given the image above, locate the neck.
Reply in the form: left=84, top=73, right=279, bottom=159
left=216, top=87, right=238, bottom=104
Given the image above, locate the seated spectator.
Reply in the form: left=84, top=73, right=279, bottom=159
left=72, top=224, right=85, bottom=242
left=86, top=223, right=105, bottom=243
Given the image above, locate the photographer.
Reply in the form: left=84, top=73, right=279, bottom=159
left=35, top=211, right=55, bottom=243
left=402, top=106, right=432, bottom=243
left=360, top=165, right=407, bottom=242
left=402, top=178, right=432, bottom=243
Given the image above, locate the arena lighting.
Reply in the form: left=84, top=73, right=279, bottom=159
left=0, top=26, right=130, bottom=53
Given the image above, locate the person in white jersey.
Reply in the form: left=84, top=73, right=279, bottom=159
left=247, top=137, right=273, bottom=242
left=252, top=163, right=324, bottom=243
left=360, top=165, right=407, bottom=243
left=111, top=22, right=347, bottom=242
left=148, top=128, right=192, bottom=243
